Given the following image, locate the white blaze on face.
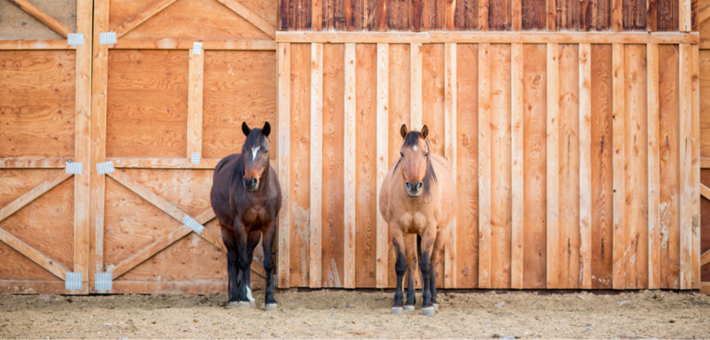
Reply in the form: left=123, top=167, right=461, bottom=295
left=251, top=146, right=260, bottom=162
left=412, top=145, right=418, bottom=151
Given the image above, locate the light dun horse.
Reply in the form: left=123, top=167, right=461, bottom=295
left=210, top=122, right=282, bottom=311
left=379, top=124, right=458, bottom=316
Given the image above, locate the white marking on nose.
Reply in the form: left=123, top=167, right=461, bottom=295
left=412, top=145, right=418, bottom=151
left=251, top=146, right=260, bottom=161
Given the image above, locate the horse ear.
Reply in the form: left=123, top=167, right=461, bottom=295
left=400, top=124, right=408, bottom=138
left=262, top=122, right=271, bottom=137
left=242, top=122, right=251, bottom=136
left=421, top=125, right=429, bottom=139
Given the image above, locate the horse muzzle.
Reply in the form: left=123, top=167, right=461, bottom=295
left=243, top=177, right=259, bottom=192
left=405, top=181, right=423, bottom=197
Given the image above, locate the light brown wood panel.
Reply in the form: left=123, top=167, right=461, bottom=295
left=455, top=43, right=479, bottom=289
left=490, top=44, right=511, bottom=289
left=477, top=43, right=492, bottom=289
left=0, top=178, right=74, bottom=270
left=106, top=50, right=188, bottom=158
left=122, top=169, right=212, bottom=216
left=625, top=44, right=649, bottom=289
left=0, top=0, right=77, bottom=40
left=202, top=51, right=277, bottom=160
left=277, top=43, right=291, bottom=288
left=321, top=44, right=345, bottom=288
left=421, top=43, right=446, bottom=289
left=590, top=44, right=614, bottom=289
left=289, top=43, right=311, bottom=287
left=700, top=50, right=710, bottom=158
left=546, top=43, right=559, bottom=289
left=558, top=44, right=580, bottom=289
left=612, top=43, right=626, bottom=289
left=387, top=43, right=410, bottom=288
left=658, top=44, right=680, bottom=289
left=0, top=241, right=59, bottom=281
left=0, top=170, right=62, bottom=207
left=0, top=51, right=76, bottom=158
left=112, top=0, right=271, bottom=40
left=522, top=44, right=547, bottom=289
left=355, top=44, right=378, bottom=288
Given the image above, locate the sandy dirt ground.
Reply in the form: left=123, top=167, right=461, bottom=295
left=1, top=289, right=709, bottom=339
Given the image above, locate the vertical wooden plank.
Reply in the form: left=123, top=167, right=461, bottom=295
left=512, top=0, right=522, bottom=30
left=623, top=0, right=647, bottom=29
left=679, top=43, right=692, bottom=289
left=187, top=51, right=204, bottom=159
left=90, top=0, right=109, bottom=286
left=680, top=0, right=691, bottom=31
left=321, top=44, right=345, bottom=288
left=658, top=44, right=679, bottom=289
left=612, top=44, right=626, bottom=290
left=412, top=0, right=423, bottom=30
left=343, top=43, right=356, bottom=289
left=511, top=43, right=524, bottom=290
left=455, top=0, right=478, bottom=29
left=478, top=43, right=492, bottom=289
left=690, top=45, right=700, bottom=290
left=582, top=0, right=612, bottom=29
left=590, top=44, right=614, bottom=289
left=299, top=0, right=314, bottom=29
left=456, top=43, right=479, bottom=289
left=657, top=0, right=679, bottom=31
left=579, top=43, right=592, bottom=290
left=546, top=43, right=560, bottom=289
left=366, top=0, right=388, bottom=30
left=490, top=43, right=512, bottom=289
left=74, top=0, right=92, bottom=293
left=480, top=0, right=490, bottom=30
left=277, top=43, right=291, bottom=288
left=346, top=0, right=364, bottom=30
left=422, top=0, right=445, bottom=30
left=522, top=44, right=547, bottom=289
left=444, top=43, right=457, bottom=288
left=310, top=43, right=323, bottom=289
left=388, top=0, right=411, bottom=30
left=290, top=43, right=311, bottom=288
left=548, top=0, right=557, bottom=30
left=648, top=0, right=658, bottom=31
left=446, top=0, right=456, bottom=29
left=411, top=43, right=423, bottom=130
left=313, top=0, right=322, bottom=30
left=613, top=0, right=623, bottom=30
left=523, top=0, right=546, bottom=29
left=557, top=0, right=580, bottom=30
left=559, top=44, right=580, bottom=289
left=625, top=44, right=649, bottom=290
left=490, top=0, right=512, bottom=29
left=647, top=43, right=661, bottom=290
left=279, top=0, right=288, bottom=30
left=375, top=43, right=389, bottom=288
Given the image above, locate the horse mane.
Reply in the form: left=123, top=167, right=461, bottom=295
left=394, top=131, right=438, bottom=201
left=232, top=128, right=265, bottom=183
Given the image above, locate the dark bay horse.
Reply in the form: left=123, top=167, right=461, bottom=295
left=210, top=121, right=282, bottom=311
left=379, top=124, right=458, bottom=316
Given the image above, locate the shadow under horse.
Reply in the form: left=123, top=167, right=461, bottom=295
left=210, top=121, right=282, bottom=311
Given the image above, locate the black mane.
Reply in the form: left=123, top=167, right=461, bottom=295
left=394, top=131, right=438, bottom=200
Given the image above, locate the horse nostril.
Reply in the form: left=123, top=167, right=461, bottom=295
left=406, top=182, right=412, bottom=191
left=416, top=182, right=423, bottom=191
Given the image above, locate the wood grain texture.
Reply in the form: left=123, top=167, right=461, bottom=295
left=277, top=43, right=291, bottom=288
left=478, top=43, right=492, bottom=289
left=454, top=0, right=478, bottom=29
left=612, top=43, right=626, bottom=289
left=658, top=44, right=680, bottom=289
left=106, top=50, right=187, bottom=159
left=421, top=0, right=446, bottom=30
left=557, top=0, right=581, bottom=30
left=310, top=43, right=323, bottom=289
left=546, top=43, right=559, bottom=289
left=346, top=0, right=365, bottom=30
left=623, top=0, right=647, bottom=29
left=456, top=43, right=478, bottom=289
left=558, top=44, right=580, bottom=289
left=613, top=0, right=623, bottom=30
left=581, top=0, right=612, bottom=29
left=444, top=43, right=457, bottom=288
left=214, top=0, right=278, bottom=39
left=691, top=45, right=700, bottom=290
left=511, top=43, right=524, bottom=290
left=679, top=43, right=692, bottom=289
left=412, top=0, right=424, bottom=30
left=0, top=227, right=71, bottom=280
left=489, top=0, right=512, bottom=29
left=375, top=43, right=389, bottom=288
left=590, top=44, right=613, bottom=289
left=202, top=51, right=277, bottom=160
left=113, top=0, right=178, bottom=38
left=187, top=51, right=204, bottom=159
left=388, top=0, right=411, bottom=30
left=579, top=43, right=592, bottom=289
left=410, top=43, right=423, bottom=129
left=0, top=51, right=75, bottom=158
left=680, top=0, right=691, bottom=30
left=513, top=0, right=522, bottom=30
left=0, top=241, right=59, bottom=282
left=647, top=43, right=661, bottom=289
left=0, top=0, right=76, bottom=40
left=548, top=0, right=557, bottom=30
left=522, top=44, right=547, bottom=289
left=7, top=0, right=74, bottom=38
left=657, top=0, right=680, bottom=30
left=0, top=170, right=72, bottom=223
left=490, top=44, right=511, bottom=289
left=625, top=44, right=649, bottom=289
left=321, top=44, right=345, bottom=288
left=522, top=0, right=546, bottom=29
left=355, top=44, right=378, bottom=288
left=343, top=43, right=356, bottom=289
left=290, top=43, right=311, bottom=287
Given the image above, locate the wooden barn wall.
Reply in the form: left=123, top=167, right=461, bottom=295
left=698, top=0, right=710, bottom=294
left=276, top=37, right=701, bottom=290
left=279, top=0, right=698, bottom=32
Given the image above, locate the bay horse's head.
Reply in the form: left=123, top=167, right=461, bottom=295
left=240, top=121, right=271, bottom=192
left=396, top=124, right=436, bottom=198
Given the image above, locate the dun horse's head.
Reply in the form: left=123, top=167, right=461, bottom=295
left=241, top=121, right=271, bottom=192
left=397, top=124, right=436, bottom=198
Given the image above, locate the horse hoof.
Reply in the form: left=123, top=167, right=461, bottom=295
left=265, top=303, right=278, bottom=312
left=422, top=307, right=436, bottom=316
left=391, top=307, right=403, bottom=315
left=403, top=305, right=415, bottom=312
left=234, top=301, right=250, bottom=308
left=433, top=303, right=439, bottom=310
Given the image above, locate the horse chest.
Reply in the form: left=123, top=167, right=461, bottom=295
left=397, top=212, right=428, bottom=233
left=242, top=206, right=269, bottom=226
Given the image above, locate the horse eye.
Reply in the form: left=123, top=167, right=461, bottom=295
left=400, top=152, right=404, bottom=158
left=264, top=149, right=268, bottom=153
left=425, top=152, right=429, bottom=157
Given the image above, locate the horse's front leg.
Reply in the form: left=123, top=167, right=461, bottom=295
left=390, top=228, right=407, bottom=314
left=222, top=227, right=239, bottom=304
left=244, top=229, right=261, bottom=307
left=420, top=224, right=437, bottom=316
left=404, top=235, right=418, bottom=311
left=429, top=227, right=448, bottom=311
left=262, top=219, right=278, bottom=311
left=232, top=220, right=250, bottom=306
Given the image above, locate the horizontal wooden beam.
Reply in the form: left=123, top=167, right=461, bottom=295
left=0, top=157, right=72, bottom=169
left=113, top=0, right=179, bottom=38
left=0, top=228, right=71, bottom=280
left=7, top=0, right=74, bottom=38
left=276, top=31, right=700, bottom=44
left=0, top=39, right=74, bottom=50
left=110, top=39, right=276, bottom=50
left=107, top=157, right=220, bottom=169
left=214, top=0, right=277, bottom=39
left=0, top=170, right=72, bottom=223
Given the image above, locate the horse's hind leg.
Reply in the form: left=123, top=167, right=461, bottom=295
left=390, top=228, right=406, bottom=314
left=404, top=236, right=418, bottom=311
left=262, top=220, right=278, bottom=311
